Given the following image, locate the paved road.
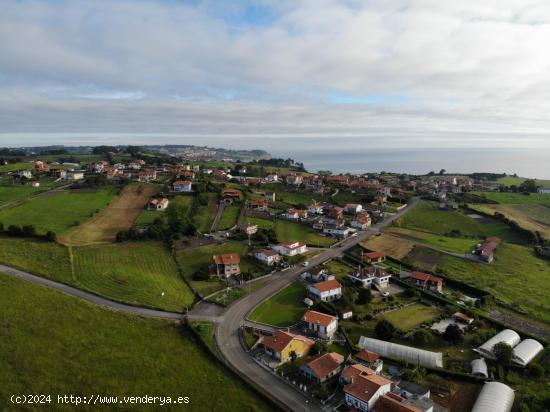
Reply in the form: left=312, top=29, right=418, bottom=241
left=210, top=202, right=225, bottom=232
left=213, top=197, right=421, bottom=411
left=0, top=264, right=183, bottom=320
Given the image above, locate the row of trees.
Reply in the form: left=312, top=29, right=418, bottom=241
left=0, top=223, right=56, bottom=242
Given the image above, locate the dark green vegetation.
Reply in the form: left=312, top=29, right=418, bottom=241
left=0, top=187, right=117, bottom=235
left=219, top=204, right=241, bottom=230
left=73, top=242, right=194, bottom=311
left=0, top=275, right=271, bottom=411
left=248, top=282, right=306, bottom=326
left=246, top=216, right=335, bottom=247
left=193, top=192, right=218, bottom=232
left=472, top=191, right=550, bottom=204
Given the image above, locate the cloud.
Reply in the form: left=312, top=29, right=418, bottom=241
left=0, top=0, right=549, bottom=147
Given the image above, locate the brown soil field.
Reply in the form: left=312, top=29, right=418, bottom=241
left=360, top=233, right=415, bottom=260
left=469, top=203, right=550, bottom=239
left=59, top=184, right=160, bottom=246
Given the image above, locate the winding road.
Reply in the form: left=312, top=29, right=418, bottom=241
left=0, top=197, right=420, bottom=412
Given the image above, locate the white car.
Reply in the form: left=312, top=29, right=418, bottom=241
left=301, top=261, right=309, bottom=267
left=382, top=292, right=390, bottom=297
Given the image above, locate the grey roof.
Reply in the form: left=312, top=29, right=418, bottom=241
left=471, top=358, right=488, bottom=378
left=471, top=382, right=514, bottom=412
left=513, top=339, right=544, bottom=367
left=358, top=336, right=443, bottom=369
left=397, top=380, right=430, bottom=396
left=475, top=329, right=521, bottom=358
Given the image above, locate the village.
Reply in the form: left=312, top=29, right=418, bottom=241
left=1, top=150, right=549, bottom=412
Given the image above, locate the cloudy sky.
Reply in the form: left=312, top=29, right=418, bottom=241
left=1, top=0, right=550, bottom=148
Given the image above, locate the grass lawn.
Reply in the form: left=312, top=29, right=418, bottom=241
left=496, top=176, right=550, bottom=188
left=388, top=227, right=479, bottom=254
left=398, top=200, right=526, bottom=243
left=176, top=242, right=258, bottom=296
left=0, top=161, right=33, bottom=172
left=324, top=259, right=354, bottom=280
left=73, top=241, right=194, bottom=311
left=245, top=216, right=275, bottom=230
left=361, top=232, right=415, bottom=260
left=0, top=187, right=117, bottom=235
left=0, top=178, right=65, bottom=206
left=0, top=237, right=72, bottom=283
left=248, top=282, right=306, bottom=326
left=432, top=243, right=550, bottom=323
left=193, top=192, right=218, bottom=232
left=471, top=191, right=550, bottom=204
left=219, top=204, right=241, bottom=230
left=0, top=275, right=272, bottom=412
left=381, top=303, right=440, bottom=331
left=134, top=209, right=162, bottom=227
left=276, top=220, right=335, bottom=247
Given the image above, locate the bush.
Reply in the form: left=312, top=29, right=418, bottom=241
left=412, top=329, right=433, bottom=345
left=192, top=271, right=210, bottom=281
left=529, top=363, right=544, bottom=379
left=375, top=319, right=396, bottom=340
left=44, top=231, right=57, bottom=242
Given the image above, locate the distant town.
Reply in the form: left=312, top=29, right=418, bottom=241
left=1, top=144, right=549, bottom=412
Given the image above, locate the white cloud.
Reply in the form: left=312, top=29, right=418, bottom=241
left=0, top=0, right=549, bottom=147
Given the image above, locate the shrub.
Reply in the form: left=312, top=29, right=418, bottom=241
left=375, top=319, right=396, bottom=340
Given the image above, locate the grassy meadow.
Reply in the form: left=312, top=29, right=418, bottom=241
left=193, top=192, right=218, bottom=233
left=471, top=191, right=550, bottom=205
left=73, top=242, right=194, bottom=311
left=0, top=161, right=33, bottom=172
left=0, top=187, right=117, bottom=235
left=246, top=216, right=335, bottom=247
left=219, top=204, right=241, bottom=230
left=0, top=275, right=272, bottom=412
left=381, top=303, right=440, bottom=331
left=248, top=281, right=306, bottom=326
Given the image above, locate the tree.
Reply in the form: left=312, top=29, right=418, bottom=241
left=519, top=179, right=538, bottom=193
left=44, top=231, right=57, bottom=242
left=412, top=329, right=433, bottom=345
left=375, top=319, right=396, bottom=340
left=528, top=363, right=544, bottom=379
left=439, top=169, right=446, bottom=175
left=21, top=225, right=36, bottom=237
left=0, top=222, right=3, bottom=233
left=356, top=288, right=372, bottom=305
left=493, top=342, right=514, bottom=367
left=289, top=350, right=297, bottom=362
left=442, top=324, right=464, bottom=344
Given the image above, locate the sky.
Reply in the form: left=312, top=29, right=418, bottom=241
left=1, top=0, right=550, bottom=148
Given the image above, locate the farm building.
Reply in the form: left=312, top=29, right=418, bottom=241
left=475, top=237, right=501, bottom=263
left=512, top=339, right=544, bottom=367
left=358, top=337, right=443, bottom=369
left=470, top=358, right=488, bottom=378
left=211, top=253, right=241, bottom=278
left=471, top=382, right=514, bottom=412
left=475, top=329, right=521, bottom=359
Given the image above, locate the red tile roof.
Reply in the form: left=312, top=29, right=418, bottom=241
left=364, top=252, right=386, bottom=260
left=310, top=279, right=342, bottom=293
left=302, top=310, right=337, bottom=327
left=373, top=394, right=422, bottom=412
left=356, top=350, right=380, bottom=363
left=344, top=374, right=391, bottom=403
left=212, top=253, right=240, bottom=265
left=302, top=352, right=344, bottom=379
left=411, top=271, right=443, bottom=286
left=261, top=330, right=314, bottom=353
left=340, top=363, right=376, bottom=382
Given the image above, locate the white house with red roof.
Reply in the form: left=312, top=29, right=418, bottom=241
left=344, top=203, right=363, bottom=214
left=410, top=271, right=443, bottom=293
left=351, top=212, right=372, bottom=229
left=308, top=279, right=342, bottom=302
left=344, top=373, right=393, bottom=412
left=211, top=253, right=241, bottom=278
left=283, top=208, right=308, bottom=220
left=308, top=202, right=324, bottom=215
left=302, top=310, right=339, bottom=339
left=299, top=352, right=344, bottom=383
left=273, top=241, right=307, bottom=256
left=254, top=249, right=281, bottom=266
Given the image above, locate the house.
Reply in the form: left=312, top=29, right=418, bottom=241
left=349, top=267, right=391, bottom=289
left=362, top=252, right=386, bottom=264
left=284, top=208, right=308, bottom=219
left=255, top=249, right=281, bottom=266
left=351, top=212, right=372, bottom=229
left=34, top=161, right=49, bottom=172
left=410, top=271, right=443, bottom=293
left=49, top=168, right=67, bottom=179
left=340, top=363, right=376, bottom=386
left=17, top=170, right=32, bottom=179
left=285, top=174, right=303, bottom=186
left=355, top=350, right=383, bottom=373
left=173, top=180, right=193, bottom=192
left=345, top=203, right=363, bottom=214
left=308, top=203, right=324, bottom=215
left=211, top=253, right=241, bottom=278
left=178, top=170, right=196, bottom=180
left=147, top=198, right=169, bottom=211
left=302, top=310, right=339, bottom=339
left=249, top=198, right=268, bottom=211
left=128, top=160, right=144, bottom=170
left=138, top=168, right=157, bottom=182
left=475, top=237, right=501, bottom=263
left=396, top=381, right=430, bottom=400
left=91, top=160, right=109, bottom=173
left=259, top=330, right=314, bottom=364
left=265, top=173, right=278, bottom=183
left=372, top=393, right=423, bottom=412
left=453, top=312, right=474, bottom=325
left=222, top=189, right=241, bottom=203
left=326, top=175, right=350, bottom=186
left=327, top=206, right=344, bottom=220
left=323, top=223, right=353, bottom=238
left=299, top=352, right=344, bottom=383
left=212, top=169, right=228, bottom=180
left=65, top=171, right=84, bottom=181
left=303, top=266, right=332, bottom=282
left=538, top=188, right=550, bottom=195
left=344, top=373, right=393, bottom=412
left=308, top=279, right=342, bottom=302
left=264, top=191, right=276, bottom=202
left=273, top=242, right=307, bottom=256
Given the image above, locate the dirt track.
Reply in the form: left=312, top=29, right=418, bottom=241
left=59, top=184, right=159, bottom=246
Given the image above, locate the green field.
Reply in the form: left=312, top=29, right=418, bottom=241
left=0, top=161, right=33, bottom=172
left=176, top=242, right=259, bottom=296
left=398, top=200, right=526, bottom=243
left=0, top=275, right=271, bottom=411
left=433, top=243, right=550, bottom=323
left=193, top=193, right=218, bottom=232
left=0, top=237, right=72, bottom=283
left=244, top=217, right=335, bottom=246
left=496, top=176, right=550, bottom=188
left=134, top=209, right=162, bottom=227
left=389, top=227, right=478, bottom=254
left=0, top=187, right=117, bottom=235
left=219, top=204, right=241, bottom=230
left=324, top=260, right=354, bottom=279
left=73, top=242, right=194, bottom=311
left=0, top=177, right=66, bottom=206
left=249, top=282, right=306, bottom=326
left=471, top=191, right=550, bottom=205
left=381, top=303, right=440, bottom=331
